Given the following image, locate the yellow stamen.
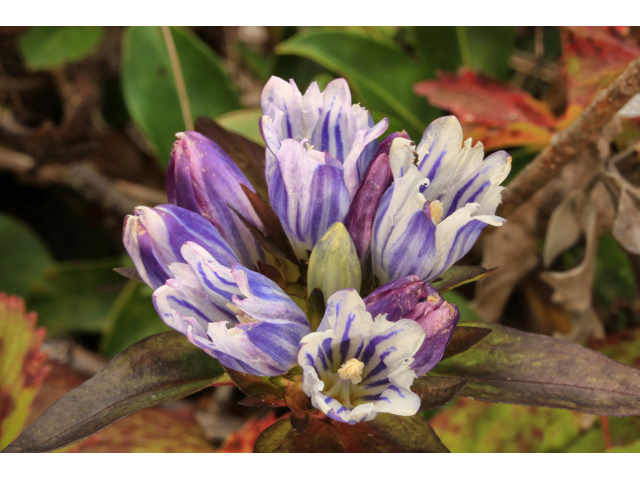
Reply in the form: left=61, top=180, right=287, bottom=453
left=338, top=358, right=365, bottom=385
left=430, top=200, right=444, bottom=224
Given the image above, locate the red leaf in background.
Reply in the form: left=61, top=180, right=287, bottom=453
left=562, top=26, right=640, bottom=108
left=414, top=69, right=556, bottom=127
left=414, top=69, right=557, bottom=150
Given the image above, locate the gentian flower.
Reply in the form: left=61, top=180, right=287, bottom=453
left=168, top=131, right=264, bottom=268
left=260, top=76, right=388, bottom=259
left=298, top=289, right=425, bottom=424
left=123, top=205, right=239, bottom=289
left=364, top=275, right=460, bottom=376
left=153, top=242, right=311, bottom=376
left=372, top=116, right=511, bottom=284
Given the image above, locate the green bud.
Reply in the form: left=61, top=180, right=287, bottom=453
left=307, top=222, right=362, bottom=302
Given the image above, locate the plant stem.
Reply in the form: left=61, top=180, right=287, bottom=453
left=161, top=26, right=193, bottom=131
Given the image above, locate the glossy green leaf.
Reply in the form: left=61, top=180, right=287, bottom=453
left=412, top=375, right=468, bottom=411
left=18, top=26, right=104, bottom=70
left=25, top=258, right=126, bottom=334
left=276, top=30, right=433, bottom=138
left=3, top=331, right=224, bottom=453
left=215, top=108, right=264, bottom=145
left=223, top=367, right=285, bottom=398
left=434, top=322, right=640, bottom=416
left=99, top=281, right=170, bottom=358
left=0, top=214, right=53, bottom=297
left=254, top=413, right=449, bottom=453
left=121, top=26, right=240, bottom=165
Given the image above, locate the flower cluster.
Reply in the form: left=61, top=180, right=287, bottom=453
left=123, top=76, right=509, bottom=424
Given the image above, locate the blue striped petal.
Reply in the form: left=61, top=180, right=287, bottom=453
left=267, top=138, right=351, bottom=260
left=167, top=131, right=265, bottom=267
left=123, top=205, right=238, bottom=289
left=152, top=242, right=310, bottom=376
left=298, top=289, right=424, bottom=424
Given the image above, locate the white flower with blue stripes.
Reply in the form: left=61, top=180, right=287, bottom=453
left=298, top=289, right=425, bottom=424
left=372, top=116, right=512, bottom=284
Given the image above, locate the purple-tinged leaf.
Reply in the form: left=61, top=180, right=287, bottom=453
left=431, top=265, right=497, bottom=292
left=411, top=375, right=469, bottom=411
left=434, top=322, right=640, bottom=416
left=441, top=325, right=492, bottom=361
left=2, top=332, right=224, bottom=453
left=254, top=413, right=449, bottom=453
left=223, top=367, right=286, bottom=399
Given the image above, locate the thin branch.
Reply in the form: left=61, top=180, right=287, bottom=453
left=161, top=26, right=193, bottom=131
left=499, top=57, right=640, bottom=218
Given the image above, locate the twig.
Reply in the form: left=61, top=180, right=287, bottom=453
left=161, top=26, right=193, bottom=131
left=499, top=57, right=640, bottom=218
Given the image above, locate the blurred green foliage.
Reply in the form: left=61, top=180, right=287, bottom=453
left=121, top=26, right=240, bottom=164
left=18, top=26, right=104, bottom=70
left=0, top=214, right=53, bottom=298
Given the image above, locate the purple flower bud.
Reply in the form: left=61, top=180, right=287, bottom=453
left=343, top=131, right=411, bottom=261
left=364, top=277, right=460, bottom=377
left=122, top=204, right=238, bottom=289
left=168, top=131, right=264, bottom=267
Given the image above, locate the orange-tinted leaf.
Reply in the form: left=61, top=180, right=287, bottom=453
left=0, top=294, right=49, bottom=450
left=562, top=26, right=640, bottom=108
left=219, top=411, right=280, bottom=453
left=414, top=69, right=557, bottom=150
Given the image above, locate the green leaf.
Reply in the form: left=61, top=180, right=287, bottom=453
left=121, top=26, right=240, bottom=165
left=215, top=108, right=264, bottom=145
left=413, top=27, right=462, bottom=77
left=18, top=26, right=104, bottom=70
left=594, top=233, right=637, bottom=310
left=25, top=258, right=126, bottom=334
left=0, top=214, right=53, bottom=297
left=413, top=27, right=515, bottom=80
left=432, top=265, right=496, bottom=292
left=412, top=375, right=469, bottom=411
left=276, top=30, right=434, bottom=138
left=434, top=322, right=640, bottom=416
left=3, top=331, right=224, bottom=453
left=254, top=413, right=449, bottom=453
left=99, top=281, right=170, bottom=358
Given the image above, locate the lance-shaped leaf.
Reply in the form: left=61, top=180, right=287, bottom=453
left=411, top=376, right=469, bottom=412
left=441, top=325, right=492, bottom=361
left=431, top=266, right=497, bottom=292
left=433, top=322, right=640, bottom=416
left=3, top=331, right=224, bottom=453
left=254, top=413, right=449, bottom=453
